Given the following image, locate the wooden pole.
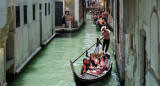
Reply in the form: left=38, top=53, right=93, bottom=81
left=73, top=37, right=104, bottom=63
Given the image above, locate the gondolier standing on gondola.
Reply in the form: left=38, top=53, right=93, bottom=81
left=100, top=26, right=110, bottom=53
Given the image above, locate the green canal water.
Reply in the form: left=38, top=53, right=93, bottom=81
left=8, top=14, right=120, bottom=86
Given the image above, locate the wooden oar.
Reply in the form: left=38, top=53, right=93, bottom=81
left=73, top=37, right=104, bottom=63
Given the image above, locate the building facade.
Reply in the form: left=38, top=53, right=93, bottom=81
left=0, top=0, right=55, bottom=85
left=111, top=0, right=160, bottom=86
left=6, top=0, right=55, bottom=74
left=0, top=0, right=15, bottom=86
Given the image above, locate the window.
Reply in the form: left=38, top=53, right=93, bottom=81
left=33, top=4, right=35, bottom=20
left=16, top=6, right=20, bottom=28
left=24, top=5, right=27, bottom=24
left=45, top=3, right=47, bottom=16
left=39, top=4, right=41, bottom=10
left=48, top=3, right=50, bottom=15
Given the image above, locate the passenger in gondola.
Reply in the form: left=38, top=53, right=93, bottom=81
left=89, top=53, right=97, bottom=67
left=100, top=51, right=104, bottom=56
left=81, top=58, right=89, bottom=74
left=99, top=14, right=102, bottom=18
left=101, top=19, right=106, bottom=26
left=105, top=58, right=109, bottom=69
left=102, top=12, right=106, bottom=21
left=94, top=38, right=102, bottom=53
left=89, top=56, right=106, bottom=75
left=98, top=56, right=106, bottom=70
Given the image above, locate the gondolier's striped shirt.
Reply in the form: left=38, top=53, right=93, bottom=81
left=101, top=29, right=110, bottom=40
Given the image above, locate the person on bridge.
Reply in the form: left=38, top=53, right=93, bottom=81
left=100, top=26, right=110, bottom=53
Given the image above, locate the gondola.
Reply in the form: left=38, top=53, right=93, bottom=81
left=95, top=19, right=103, bottom=30
left=70, top=39, right=112, bottom=86
left=96, top=23, right=102, bottom=30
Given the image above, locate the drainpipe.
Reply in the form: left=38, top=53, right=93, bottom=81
left=0, top=0, right=7, bottom=33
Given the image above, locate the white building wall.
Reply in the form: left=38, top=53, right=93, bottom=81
left=6, top=0, right=55, bottom=74
left=75, top=0, right=79, bottom=25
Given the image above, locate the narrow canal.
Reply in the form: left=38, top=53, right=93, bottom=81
left=8, top=14, right=120, bottom=86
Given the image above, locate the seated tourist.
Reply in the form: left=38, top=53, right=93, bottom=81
left=98, top=56, right=107, bottom=70
left=89, top=53, right=97, bottom=67
left=102, top=19, right=106, bottom=26
left=81, top=58, right=89, bottom=74
left=105, top=58, right=109, bottom=69
left=101, top=51, right=104, bottom=55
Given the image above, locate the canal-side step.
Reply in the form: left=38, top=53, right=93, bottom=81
left=6, top=59, right=14, bottom=71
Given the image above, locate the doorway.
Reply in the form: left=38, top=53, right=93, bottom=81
left=55, top=2, right=63, bottom=26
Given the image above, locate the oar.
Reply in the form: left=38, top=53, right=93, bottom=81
left=73, top=37, right=104, bottom=63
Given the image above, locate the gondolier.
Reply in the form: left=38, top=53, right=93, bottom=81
left=100, top=26, right=110, bottom=53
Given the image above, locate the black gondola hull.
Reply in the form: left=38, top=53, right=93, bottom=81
left=70, top=59, right=112, bottom=86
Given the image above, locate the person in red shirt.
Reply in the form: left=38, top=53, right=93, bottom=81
left=69, top=15, right=73, bottom=27
left=100, top=26, right=110, bottom=53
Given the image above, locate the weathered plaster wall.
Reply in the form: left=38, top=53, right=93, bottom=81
left=6, top=0, right=55, bottom=74
left=113, top=0, right=160, bottom=85
left=123, top=0, right=160, bottom=86
left=0, top=0, right=15, bottom=85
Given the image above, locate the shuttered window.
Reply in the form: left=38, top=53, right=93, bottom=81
left=24, top=5, right=27, bottom=24
left=45, top=3, right=47, bottom=16
left=48, top=3, right=50, bottom=15
left=16, top=6, right=20, bottom=28
left=33, top=4, right=35, bottom=20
